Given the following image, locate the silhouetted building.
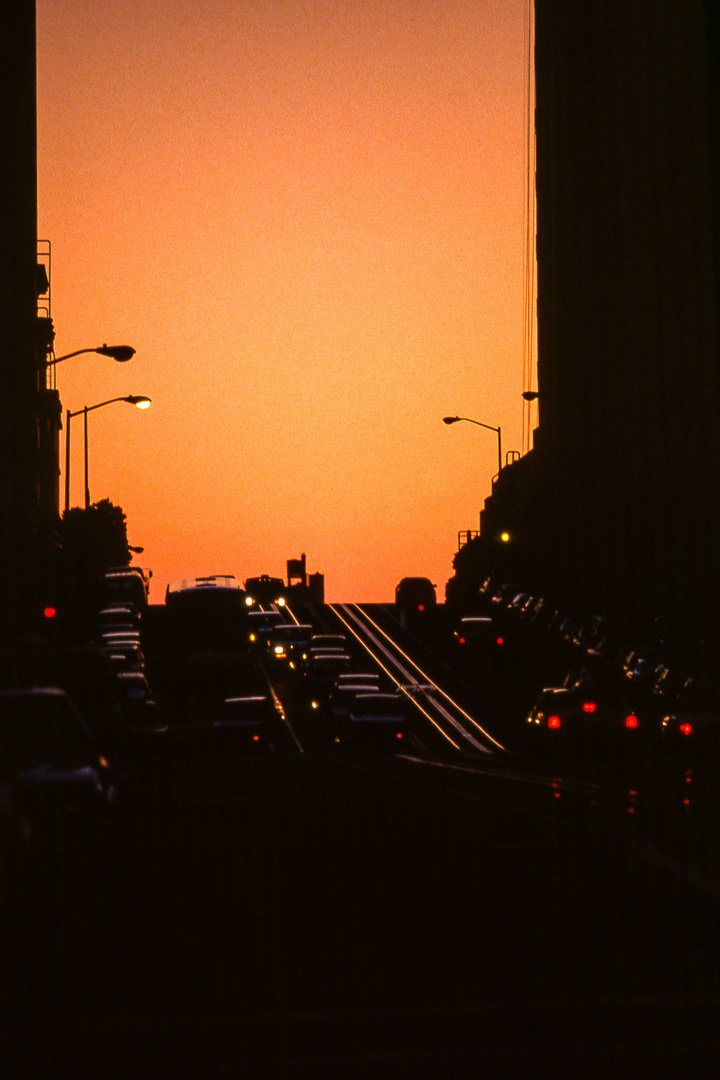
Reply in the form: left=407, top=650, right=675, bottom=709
left=0, top=2, right=61, bottom=638
left=481, top=0, right=720, bottom=658
left=286, top=553, right=325, bottom=604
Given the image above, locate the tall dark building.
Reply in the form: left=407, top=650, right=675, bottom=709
left=480, top=0, right=720, bottom=658
left=0, top=1, right=61, bottom=638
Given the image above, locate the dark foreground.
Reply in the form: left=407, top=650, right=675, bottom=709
left=3, top=735, right=720, bottom=1080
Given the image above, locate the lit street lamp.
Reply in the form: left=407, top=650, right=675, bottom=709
left=442, top=415, right=503, bottom=475
left=64, top=395, right=151, bottom=513
left=49, top=344, right=136, bottom=367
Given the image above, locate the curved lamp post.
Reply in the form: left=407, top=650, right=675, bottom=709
left=49, top=344, right=136, bottom=367
left=64, top=395, right=151, bottom=512
left=442, top=415, right=502, bottom=475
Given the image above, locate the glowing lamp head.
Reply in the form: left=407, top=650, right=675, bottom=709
left=500, top=532, right=510, bottom=543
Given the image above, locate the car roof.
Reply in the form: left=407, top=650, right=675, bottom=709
left=353, top=692, right=401, bottom=702
left=0, top=686, right=70, bottom=700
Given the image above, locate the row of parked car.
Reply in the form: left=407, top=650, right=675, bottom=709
left=464, top=577, right=720, bottom=754
left=0, top=566, right=165, bottom=859
left=93, top=567, right=168, bottom=738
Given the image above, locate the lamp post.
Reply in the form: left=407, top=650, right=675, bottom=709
left=49, top=344, right=136, bottom=367
left=64, top=395, right=151, bottom=513
left=442, top=415, right=503, bottom=475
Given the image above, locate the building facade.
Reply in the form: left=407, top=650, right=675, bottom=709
left=480, top=0, right=720, bottom=658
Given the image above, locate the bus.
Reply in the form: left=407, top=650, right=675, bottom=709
left=165, top=575, right=252, bottom=652
left=163, top=576, right=274, bottom=729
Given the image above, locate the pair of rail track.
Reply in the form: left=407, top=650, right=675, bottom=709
left=326, top=603, right=506, bottom=756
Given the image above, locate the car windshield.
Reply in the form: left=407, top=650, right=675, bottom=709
left=272, top=625, right=313, bottom=641
left=351, top=695, right=405, bottom=719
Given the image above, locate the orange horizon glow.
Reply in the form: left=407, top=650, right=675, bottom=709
left=38, top=0, right=534, bottom=603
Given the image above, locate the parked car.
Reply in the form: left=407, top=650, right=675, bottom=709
left=525, top=687, right=642, bottom=742
left=506, top=592, right=532, bottom=618
left=659, top=712, right=720, bottom=753
left=490, top=583, right=521, bottom=611
left=115, top=672, right=168, bottom=739
left=453, top=616, right=504, bottom=649
left=97, top=604, right=142, bottom=633
left=624, top=656, right=658, bottom=688
left=103, top=567, right=150, bottom=610
left=526, top=597, right=556, bottom=629
left=0, top=687, right=119, bottom=825
left=102, top=642, right=146, bottom=673
left=99, top=630, right=143, bottom=650
left=0, top=647, right=128, bottom=770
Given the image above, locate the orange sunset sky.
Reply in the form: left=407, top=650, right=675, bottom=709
left=37, top=0, right=535, bottom=603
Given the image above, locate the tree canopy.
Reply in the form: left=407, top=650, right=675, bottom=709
left=58, top=498, right=132, bottom=576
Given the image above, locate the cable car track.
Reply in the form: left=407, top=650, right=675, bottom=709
left=328, top=603, right=506, bottom=755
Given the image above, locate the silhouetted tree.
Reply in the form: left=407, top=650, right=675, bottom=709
left=445, top=535, right=489, bottom=608
left=445, top=533, right=521, bottom=610
left=56, top=499, right=132, bottom=635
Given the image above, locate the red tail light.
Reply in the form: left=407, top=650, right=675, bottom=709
left=582, top=702, right=596, bottom=713
left=548, top=716, right=561, bottom=729
left=458, top=637, right=466, bottom=644
left=680, top=723, right=693, bottom=736
left=43, top=607, right=57, bottom=619
left=252, top=734, right=260, bottom=741
left=496, top=637, right=504, bottom=645
left=417, top=604, right=424, bottom=612
left=625, top=715, right=638, bottom=729
left=396, top=731, right=403, bottom=739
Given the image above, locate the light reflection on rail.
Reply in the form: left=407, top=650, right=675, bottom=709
left=329, top=603, right=506, bottom=755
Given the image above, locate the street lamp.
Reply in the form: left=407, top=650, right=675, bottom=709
left=64, top=395, right=152, bottom=513
left=442, top=415, right=503, bottom=475
left=49, top=344, right=136, bottom=367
